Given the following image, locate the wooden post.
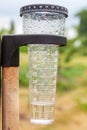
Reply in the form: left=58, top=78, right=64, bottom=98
left=2, top=67, right=19, bottom=130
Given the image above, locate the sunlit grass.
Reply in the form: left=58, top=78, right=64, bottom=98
left=19, top=52, right=28, bottom=86
left=74, top=88, right=87, bottom=112
left=20, top=52, right=28, bottom=66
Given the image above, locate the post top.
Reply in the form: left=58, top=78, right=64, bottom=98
left=20, top=4, right=68, bottom=17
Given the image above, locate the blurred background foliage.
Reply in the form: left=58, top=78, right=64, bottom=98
left=0, top=8, right=87, bottom=91
left=0, top=7, right=87, bottom=130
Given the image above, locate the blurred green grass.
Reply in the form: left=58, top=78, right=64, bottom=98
left=19, top=47, right=28, bottom=87
left=19, top=49, right=87, bottom=94
left=19, top=63, right=29, bottom=86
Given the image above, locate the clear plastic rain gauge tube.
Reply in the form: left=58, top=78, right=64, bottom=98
left=20, top=4, right=68, bottom=124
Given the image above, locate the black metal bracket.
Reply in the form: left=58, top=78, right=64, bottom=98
left=1, top=34, right=67, bottom=67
